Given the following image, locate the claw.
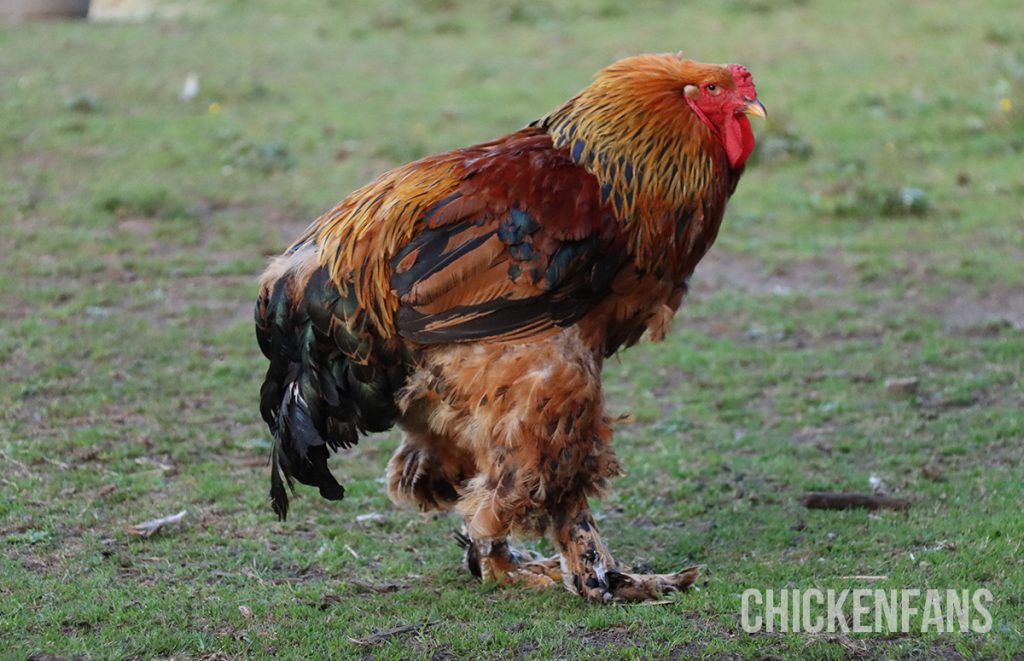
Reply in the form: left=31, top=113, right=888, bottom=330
left=453, top=529, right=472, bottom=549
left=522, top=555, right=564, bottom=582
left=453, top=529, right=482, bottom=579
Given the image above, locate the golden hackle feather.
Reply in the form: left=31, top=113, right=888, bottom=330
left=536, top=54, right=737, bottom=273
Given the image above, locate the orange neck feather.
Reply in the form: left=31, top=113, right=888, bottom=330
left=534, top=55, right=735, bottom=276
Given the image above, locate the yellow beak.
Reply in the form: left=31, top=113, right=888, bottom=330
left=744, top=98, right=767, bottom=119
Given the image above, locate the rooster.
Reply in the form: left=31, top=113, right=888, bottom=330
left=255, top=53, right=764, bottom=602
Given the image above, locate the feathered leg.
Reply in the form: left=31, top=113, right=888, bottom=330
left=413, top=330, right=697, bottom=601
left=388, top=416, right=563, bottom=587
left=553, top=493, right=700, bottom=602
left=386, top=428, right=475, bottom=512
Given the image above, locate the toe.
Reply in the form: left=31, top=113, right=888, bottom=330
left=658, top=565, right=701, bottom=592
left=510, top=569, right=560, bottom=589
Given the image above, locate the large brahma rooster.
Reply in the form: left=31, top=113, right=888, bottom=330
left=255, top=53, right=764, bottom=602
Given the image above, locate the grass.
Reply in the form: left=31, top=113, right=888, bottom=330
left=1, top=0, right=1022, bottom=658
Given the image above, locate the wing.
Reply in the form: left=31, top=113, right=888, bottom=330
left=389, top=132, right=626, bottom=344
left=300, top=129, right=626, bottom=345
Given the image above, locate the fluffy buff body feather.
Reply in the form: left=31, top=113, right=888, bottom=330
left=255, top=53, right=762, bottom=601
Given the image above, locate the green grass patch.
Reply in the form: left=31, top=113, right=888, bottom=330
left=1, top=0, right=1022, bottom=658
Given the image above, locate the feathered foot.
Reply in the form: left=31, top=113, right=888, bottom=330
left=603, top=566, right=701, bottom=602
left=454, top=531, right=562, bottom=589
left=554, top=496, right=699, bottom=602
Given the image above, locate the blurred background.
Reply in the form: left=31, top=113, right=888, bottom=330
left=1, top=1, right=1022, bottom=658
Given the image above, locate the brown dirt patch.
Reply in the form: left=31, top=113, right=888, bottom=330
left=692, top=249, right=1024, bottom=340
left=939, top=291, right=1024, bottom=333
left=692, top=250, right=852, bottom=297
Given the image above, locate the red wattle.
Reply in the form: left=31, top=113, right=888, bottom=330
left=723, top=114, right=755, bottom=168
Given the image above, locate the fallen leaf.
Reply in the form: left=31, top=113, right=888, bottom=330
left=96, top=485, right=117, bottom=498
left=349, top=621, right=440, bottom=646
left=838, top=575, right=888, bottom=581
left=239, top=605, right=253, bottom=619
left=134, top=456, right=177, bottom=473
left=800, top=492, right=910, bottom=511
left=180, top=73, right=199, bottom=101
left=922, top=462, right=944, bottom=481
left=350, top=579, right=404, bottom=594
left=884, top=377, right=919, bottom=396
left=73, top=447, right=101, bottom=462
left=126, top=510, right=187, bottom=538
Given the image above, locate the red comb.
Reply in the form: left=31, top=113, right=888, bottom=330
left=728, top=64, right=756, bottom=95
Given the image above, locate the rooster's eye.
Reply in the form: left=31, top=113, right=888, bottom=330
left=706, top=84, right=719, bottom=94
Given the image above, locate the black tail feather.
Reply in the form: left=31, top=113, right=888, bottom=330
left=256, top=260, right=408, bottom=520
left=269, top=444, right=292, bottom=521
